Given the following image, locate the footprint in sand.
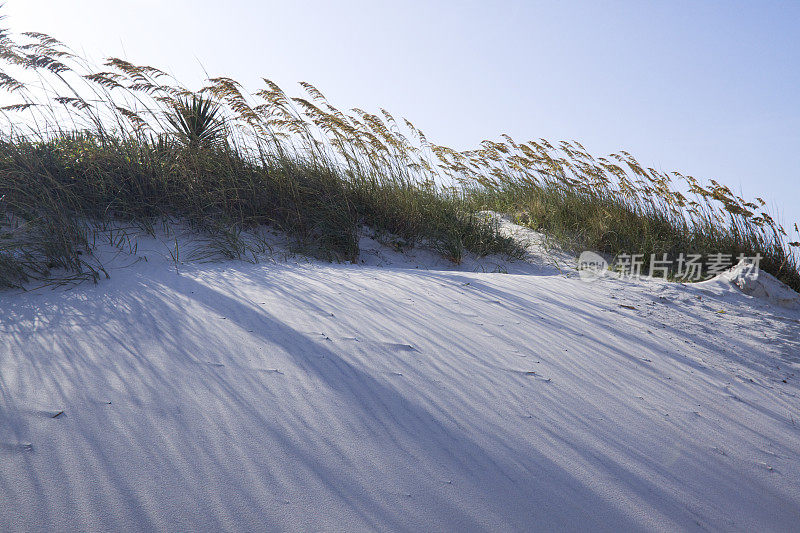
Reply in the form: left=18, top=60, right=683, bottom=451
left=256, top=368, right=284, bottom=375
left=381, top=342, right=417, bottom=352
left=0, top=442, right=34, bottom=453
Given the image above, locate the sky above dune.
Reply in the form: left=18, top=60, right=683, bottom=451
left=4, top=1, right=798, bottom=231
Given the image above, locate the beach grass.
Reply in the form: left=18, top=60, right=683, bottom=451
left=0, top=19, right=797, bottom=291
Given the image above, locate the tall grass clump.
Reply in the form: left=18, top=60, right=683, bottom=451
left=0, top=14, right=796, bottom=292
left=0, top=20, right=519, bottom=288
left=457, top=139, right=799, bottom=291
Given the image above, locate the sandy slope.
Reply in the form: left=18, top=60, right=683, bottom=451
left=1, top=230, right=799, bottom=532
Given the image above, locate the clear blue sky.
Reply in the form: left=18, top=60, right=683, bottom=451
left=5, top=1, right=799, bottom=230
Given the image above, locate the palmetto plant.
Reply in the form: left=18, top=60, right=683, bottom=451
left=166, top=93, right=226, bottom=148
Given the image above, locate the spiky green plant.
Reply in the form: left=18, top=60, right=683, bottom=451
left=166, top=93, right=226, bottom=149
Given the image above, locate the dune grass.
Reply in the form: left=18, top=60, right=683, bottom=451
left=464, top=153, right=800, bottom=290
left=0, top=20, right=797, bottom=292
left=0, top=130, right=521, bottom=287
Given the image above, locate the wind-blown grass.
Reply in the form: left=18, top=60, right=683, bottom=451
left=0, top=18, right=797, bottom=291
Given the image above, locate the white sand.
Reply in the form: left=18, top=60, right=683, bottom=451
left=1, top=223, right=798, bottom=531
